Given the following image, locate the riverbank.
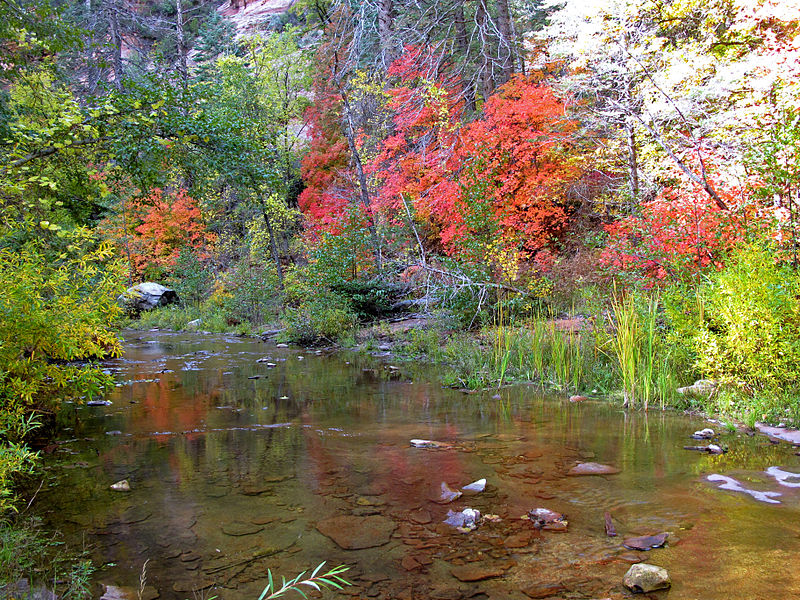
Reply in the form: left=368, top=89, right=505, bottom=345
left=126, top=302, right=800, bottom=433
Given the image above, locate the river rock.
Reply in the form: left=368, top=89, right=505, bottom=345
left=569, top=395, right=588, bottom=403
left=462, top=478, right=486, bottom=493
left=316, top=515, right=397, bottom=549
left=623, top=563, right=671, bottom=593
left=677, top=379, right=717, bottom=398
left=435, top=482, right=462, bottom=504
left=118, top=282, right=179, bottom=314
left=527, top=508, right=568, bottom=531
left=185, top=319, right=203, bottom=330
left=88, top=399, right=112, bottom=406
left=110, top=479, right=131, bottom=492
left=443, top=508, right=481, bottom=531
left=691, top=428, right=715, bottom=439
left=222, top=521, right=264, bottom=536
left=623, top=533, right=668, bottom=551
left=522, top=583, right=566, bottom=598
left=100, top=584, right=159, bottom=600
left=410, top=439, right=452, bottom=449
left=1, top=579, right=57, bottom=600
left=450, top=563, right=510, bottom=582
left=568, top=462, right=620, bottom=476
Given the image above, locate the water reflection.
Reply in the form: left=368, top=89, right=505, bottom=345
left=33, top=330, right=800, bottom=600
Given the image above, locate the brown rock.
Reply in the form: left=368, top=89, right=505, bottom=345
left=503, top=531, right=535, bottom=548
left=401, top=555, right=422, bottom=571
left=567, top=462, right=620, bottom=476
left=316, top=515, right=397, bottom=550
left=623, top=533, right=668, bottom=551
left=409, top=508, right=432, bottom=524
left=569, top=395, right=588, bottom=403
left=522, top=583, right=566, bottom=598
left=221, top=521, right=264, bottom=536
left=450, top=564, right=509, bottom=582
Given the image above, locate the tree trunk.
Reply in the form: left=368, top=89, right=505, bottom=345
left=495, top=0, right=515, bottom=85
left=175, top=0, right=189, bottom=87
left=341, top=93, right=383, bottom=272
left=475, top=0, right=495, bottom=102
left=107, top=0, right=124, bottom=89
left=454, top=1, right=476, bottom=113
left=262, top=208, right=285, bottom=289
left=377, top=0, right=395, bottom=66
left=626, top=118, right=639, bottom=202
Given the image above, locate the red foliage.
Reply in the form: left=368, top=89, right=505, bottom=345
left=600, top=160, right=764, bottom=283
left=132, top=188, right=215, bottom=275
left=100, top=187, right=215, bottom=278
left=369, top=50, right=581, bottom=266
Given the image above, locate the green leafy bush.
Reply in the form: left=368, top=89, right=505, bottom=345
left=0, top=227, right=124, bottom=515
left=675, top=244, right=800, bottom=393
left=281, top=292, right=357, bottom=345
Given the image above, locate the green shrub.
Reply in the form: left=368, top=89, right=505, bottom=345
left=166, top=249, right=214, bottom=307
left=687, top=244, right=800, bottom=392
left=281, top=292, right=357, bottom=345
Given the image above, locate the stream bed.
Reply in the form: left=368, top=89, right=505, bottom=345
left=34, top=330, right=800, bottom=600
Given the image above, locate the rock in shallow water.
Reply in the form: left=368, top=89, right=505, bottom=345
left=568, top=462, right=620, bottom=476
left=110, top=479, right=130, bottom=492
left=623, top=563, right=671, bottom=593
left=435, top=482, right=463, bottom=504
left=450, top=563, right=510, bottom=582
left=623, top=533, right=668, bottom=551
left=462, top=478, right=486, bottom=493
left=527, top=508, right=568, bottom=531
left=443, top=508, right=481, bottom=530
left=221, top=521, right=264, bottom=536
left=316, top=515, right=397, bottom=549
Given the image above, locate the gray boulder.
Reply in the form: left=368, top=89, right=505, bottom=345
left=623, top=563, right=671, bottom=593
left=677, top=379, right=717, bottom=398
left=119, top=282, right=179, bottom=314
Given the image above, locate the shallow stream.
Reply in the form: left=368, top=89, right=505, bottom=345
left=34, top=330, right=800, bottom=600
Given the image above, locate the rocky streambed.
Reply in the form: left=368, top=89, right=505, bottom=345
left=28, top=330, right=800, bottom=600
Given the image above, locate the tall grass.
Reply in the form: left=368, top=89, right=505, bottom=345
left=606, top=292, right=671, bottom=409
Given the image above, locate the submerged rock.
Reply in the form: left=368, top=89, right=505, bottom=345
left=443, top=508, right=481, bottom=531
left=522, top=583, right=566, bottom=598
left=450, top=563, right=510, bottom=582
left=568, top=462, right=620, bottom=476
left=623, top=533, right=668, bottom=551
left=766, top=466, right=800, bottom=488
left=221, top=521, right=264, bottom=536
left=623, top=563, right=671, bottom=593
left=110, top=479, right=131, bottom=492
left=100, top=584, right=159, bottom=600
left=462, top=478, right=486, bottom=493
left=527, top=508, right=568, bottom=531
left=434, top=482, right=463, bottom=504
left=316, top=515, right=396, bottom=549
left=707, top=474, right=781, bottom=504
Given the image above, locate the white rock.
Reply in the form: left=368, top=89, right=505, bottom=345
left=110, top=479, right=131, bottom=492
left=623, top=563, right=671, bottom=593
left=462, top=478, right=486, bottom=493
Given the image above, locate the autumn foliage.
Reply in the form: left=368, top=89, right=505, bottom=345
left=101, top=187, right=216, bottom=279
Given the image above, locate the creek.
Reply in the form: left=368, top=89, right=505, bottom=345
left=34, top=330, right=800, bottom=599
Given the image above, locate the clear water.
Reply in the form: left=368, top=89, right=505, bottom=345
left=34, top=330, right=800, bottom=599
